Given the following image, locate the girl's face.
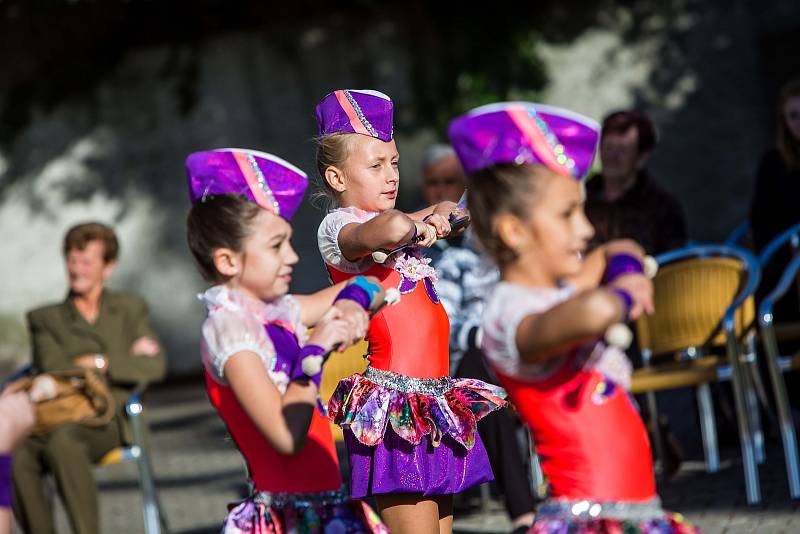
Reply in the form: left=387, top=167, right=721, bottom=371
left=513, top=171, right=595, bottom=283
left=224, top=210, right=299, bottom=301
left=784, top=96, right=800, bottom=142
left=337, top=136, right=400, bottom=211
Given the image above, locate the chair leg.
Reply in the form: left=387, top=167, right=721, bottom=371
left=127, top=398, right=168, bottom=533
left=646, top=390, right=668, bottom=484
left=743, top=335, right=766, bottom=464
left=761, top=322, right=800, bottom=498
left=527, top=430, right=547, bottom=500
left=726, top=332, right=761, bottom=504
left=696, top=383, right=720, bottom=473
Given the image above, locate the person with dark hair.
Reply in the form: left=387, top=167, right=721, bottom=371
left=12, top=222, right=166, bottom=534
left=585, top=110, right=688, bottom=255
left=750, top=79, right=800, bottom=323
left=186, top=148, right=387, bottom=533
left=448, top=100, right=702, bottom=533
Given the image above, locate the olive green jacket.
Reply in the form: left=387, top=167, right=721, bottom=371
left=27, top=290, right=167, bottom=443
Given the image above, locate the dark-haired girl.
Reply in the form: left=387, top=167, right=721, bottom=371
left=449, top=102, right=702, bottom=533
left=185, top=148, right=387, bottom=533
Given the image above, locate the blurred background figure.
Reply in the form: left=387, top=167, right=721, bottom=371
left=750, top=78, right=800, bottom=405
left=585, top=110, right=688, bottom=256
left=0, top=392, right=35, bottom=534
left=420, top=143, right=467, bottom=266
left=750, top=79, right=800, bottom=323
left=12, top=223, right=166, bottom=534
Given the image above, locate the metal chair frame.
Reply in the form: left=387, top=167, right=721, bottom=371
left=756, top=223, right=800, bottom=499
left=644, top=244, right=762, bottom=504
left=1, top=367, right=169, bottom=533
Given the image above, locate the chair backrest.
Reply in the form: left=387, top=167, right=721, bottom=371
left=320, top=340, right=368, bottom=441
left=636, top=247, right=756, bottom=357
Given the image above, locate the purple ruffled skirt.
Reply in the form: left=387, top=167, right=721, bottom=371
left=328, top=366, right=506, bottom=498
left=345, top=424, right=492, bottom=497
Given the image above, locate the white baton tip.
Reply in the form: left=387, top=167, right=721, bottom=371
left=643, top=256, right=658, bottom=279
left=372, top=250, right=389, bottom=264
left=301, top=355, right=324, bottom=376
left=384, top=287, right=401, bottom=305
left=605, top=323, right=634, bottom=349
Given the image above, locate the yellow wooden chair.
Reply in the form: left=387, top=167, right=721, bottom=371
left=630, top=244, right=763, bottom=504
left=319, top=340, right=369, bottom=442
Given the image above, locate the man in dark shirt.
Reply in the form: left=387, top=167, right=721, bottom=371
left=586, top=110, right=688, bottom=256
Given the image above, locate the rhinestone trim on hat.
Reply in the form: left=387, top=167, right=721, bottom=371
left=528, top=108, right=577, bottom=175
left=246, top=154, right=281, bottom=215
left=344, top=90, right=379, bottom=138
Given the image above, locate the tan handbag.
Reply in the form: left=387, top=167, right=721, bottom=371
left=5, top=368, right=116, bottom=434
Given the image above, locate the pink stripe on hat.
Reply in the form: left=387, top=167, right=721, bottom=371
left=506, top=108, right=567, bottom=176
left=231, top=150, right=281, bottom=215
left=334, top=90, right=372, bottom=137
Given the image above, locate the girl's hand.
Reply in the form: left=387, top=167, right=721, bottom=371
left=423, top=213, right=452, bottom=239
left=610, top=273, right=654, bottom=320
left=414, top=221, right=438, bottom=247
left=433, top=201, right=459, bottom=219
left=332, top=299, right=370, bottom=346
left=0, top=391, right=36, bottom=453
left=307, top=314, right=354, bottom=353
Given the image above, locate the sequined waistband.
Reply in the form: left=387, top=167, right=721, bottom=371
left=364, top=366, right=453, bottom=395
left=250, top=486, right=348, bottom=508
left=536, top=497, right=665, bottom=521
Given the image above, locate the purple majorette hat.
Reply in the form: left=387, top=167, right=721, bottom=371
left=448, top=102, right=600, bottom=179
left=186, top=149, right=308, bottom=221
left=315, top=89, right=394, bottom=142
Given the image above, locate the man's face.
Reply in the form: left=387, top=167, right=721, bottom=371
left=422, top=155, right=466, bottom=205
left=600, top=126, right=643, bottom=181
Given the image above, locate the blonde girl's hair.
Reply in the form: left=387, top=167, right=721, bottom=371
left=312, top=133, right=353, bottom=211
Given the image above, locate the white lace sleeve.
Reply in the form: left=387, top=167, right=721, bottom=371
left=317, top=210, right=372, bottom=273
left=201, top=308, right=275, bottom=382
left=482, top=283, right=574, bottom=379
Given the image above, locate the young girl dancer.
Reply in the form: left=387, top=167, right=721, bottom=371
left=185, top=148, right=388, bottom=533
left=315, top=89, right=507, bottom=533
left=449, top=102, right=702, bottom=533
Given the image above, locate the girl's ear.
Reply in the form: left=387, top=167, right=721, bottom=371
left=324, top=165, right=347, bottom=193
left=212, top=248, right=241, bottom=278
left=495, top=212, right=528, bottom=256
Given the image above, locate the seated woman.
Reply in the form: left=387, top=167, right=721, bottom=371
left=12, top=222, right=166, bottom=534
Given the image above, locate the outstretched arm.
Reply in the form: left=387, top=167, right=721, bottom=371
left=337, top=210, right=432, bottom=262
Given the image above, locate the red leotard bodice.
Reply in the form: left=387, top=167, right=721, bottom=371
left=494, top=354, right=656, bottom=502
left=327, top=261, right=450, bottom=379
left=205, top=371, right=342, bottom=493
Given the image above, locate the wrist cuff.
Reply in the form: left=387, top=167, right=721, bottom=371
left=0, top=454, right=12, bottom=508
left=604, top=253, right=644, bottom=283
left=611, top=288, right=634, bottom=321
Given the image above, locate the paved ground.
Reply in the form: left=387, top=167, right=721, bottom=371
left=14, top=380, right=800, bottom=534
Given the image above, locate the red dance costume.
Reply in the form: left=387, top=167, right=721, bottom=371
left=482, top=282, right=701, bottom=533
left=319, top=207, right=505, bottom=498
left=200, top=286, right=385, bottom=533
